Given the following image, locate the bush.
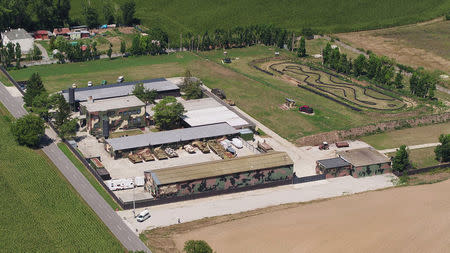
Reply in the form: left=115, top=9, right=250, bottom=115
left=183, top=240, right=213, bottom=253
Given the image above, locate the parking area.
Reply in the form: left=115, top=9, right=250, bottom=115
left=77, top=132, right=257, bottom=179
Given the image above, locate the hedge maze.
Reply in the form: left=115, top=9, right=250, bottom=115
left=254, top=60, right=405, bottom=111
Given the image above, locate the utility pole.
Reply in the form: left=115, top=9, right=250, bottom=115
left=197, top=35, right=200, bottom=52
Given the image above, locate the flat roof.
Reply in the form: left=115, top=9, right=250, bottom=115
left=62, top=78, right=179, bottom=102
left=80, top=95, right=144, bottom=112
left=147, top=151, right=294, bottom=185
left=180, top=98, right=250, bottom=128
left=337, top=148, right=390, bottom=167
left=317, top=157, right=351, bottom=169
left=106, top=122, right=238, bottom=151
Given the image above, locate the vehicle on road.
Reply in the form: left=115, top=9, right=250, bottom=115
left=137, top=210, right=150, bottom=222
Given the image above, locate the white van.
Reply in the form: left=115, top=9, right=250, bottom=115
left=136, top=210, right=150, bottom=222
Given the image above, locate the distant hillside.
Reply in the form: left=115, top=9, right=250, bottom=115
left=70, top=0, right=450, bottom=39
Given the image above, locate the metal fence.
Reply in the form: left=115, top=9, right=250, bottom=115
left=293, top=174, right=326, bottom=184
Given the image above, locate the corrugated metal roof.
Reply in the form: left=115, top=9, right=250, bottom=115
left=62, top=78, right=179, bottom=102
left=147, top=151, right=294, bottom=185
left=317, top=157, right=351, bottom=169
left=182, top=104, right=250, bottom=128
left=337, top=148, right=390, bottom=167
left=106, top=122, right=238, bottom=151
left=80, top=95, right=144, bottom=112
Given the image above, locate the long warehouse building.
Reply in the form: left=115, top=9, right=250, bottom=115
left=144, top=151, right=294, bottom=198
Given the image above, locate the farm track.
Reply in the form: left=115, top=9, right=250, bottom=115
left=260, top=61, right=404, bottom=111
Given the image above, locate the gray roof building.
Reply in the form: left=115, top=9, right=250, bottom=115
left=1, top=28, right=34, bottom=54
left=317, top=157, right=351, bottom=169
left=62, top=78, right=179, bottom=102
left=337, top=148, right=390, bottom=167
left=80, top=95, right=145, bottom=113
left=106, top=122, right=238, bottom=151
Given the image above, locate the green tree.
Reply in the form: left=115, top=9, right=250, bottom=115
left=31, top=45, right=42, bottom=60
left=50, top=93, right=71, bottom=127
left=107, top=43, right=113, bottom=59
left=392, top=145, right=411, bottom=173
left=31, top=92, right=51, bottom=119
left=49, top=36, right=56, bottom=50
left=352, top=54, right=366, bottom=76
left=11, top=114, right=45, bottom=148
left=6, top=42, right=15, bottom=63
left=435, top=134, right=450, bottom=163
left=297, top=37, right=306, bottom=57
left=121, top=0, right=136, bottom=26
left=23, top=73, right=46, bottom=107
left=394, top=71, right=404, bottom=89
left=183, top=240, right=213, bottom=253
left=120, top=40, right=126, bottom=55
left=59, top=118, right=78, bottom=139
left=152, top=96, right=185, bottom=130
left=130, top=35, right=141, bottom=55
left=15, top=42, right=21, bottom=68
left=180, top=70, right=203, bottom=100
left=83, top=2, right=99, bottom=28
left=301, top=27, right=314, bottom=39
left=103, top=1, right=115, bottom=24
left=132, top=83, right=157, bottom=104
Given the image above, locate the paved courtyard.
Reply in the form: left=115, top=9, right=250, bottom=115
left=118, top=173, right=396, bottom=233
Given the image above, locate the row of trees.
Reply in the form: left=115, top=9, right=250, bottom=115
left=322, top=43, right=437, bottom=99
left=81, top=0, right=137, bottom=28
left=0, top=42, right=42, bottom=69
left=0, top=0, right=70, bottom=31
left=0, top=0, right=138, bottom=32
left=50, top=36, right=100, bottom=63
left=129, top=28, right=169, bottom=56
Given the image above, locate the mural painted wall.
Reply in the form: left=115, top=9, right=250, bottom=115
left=316, top=163, right=353, bottom=179
left=145, top=166, right=293, bottom=198
left=351, top=162, right=391, bottom=178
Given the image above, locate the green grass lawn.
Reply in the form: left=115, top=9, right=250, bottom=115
left=57, top=142, right=121, bottom=210
left=360, top=121, right=450, bottom=150
left=386, top=147, right=440, bottom=168
left=0, top=71, right=13, bottom=86
left=69, top=0, right=450, bottom=41
left=0, top=103, right=123, bottom=252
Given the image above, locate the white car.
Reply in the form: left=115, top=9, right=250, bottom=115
left=137, top=210, right=151, bottom=222
left=232, top=138, right=243, bottom=149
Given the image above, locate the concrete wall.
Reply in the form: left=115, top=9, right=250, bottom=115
left=146, top=165, right=294, bottom=198
left=351, top=162, right=391, bottom=178
left=2, top=37, right=34, bottom=54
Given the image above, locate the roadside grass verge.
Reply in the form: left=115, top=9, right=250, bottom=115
left=57, top=142, right=121, bottom=210
left=360, top=121, right=450, bottom=150
left=0, top=103, right=124, bottom=252
left=0, top=71, right=13, bottom=86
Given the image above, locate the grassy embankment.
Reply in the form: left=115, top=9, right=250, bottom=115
left=360, top=121, right=450, bottom=150
left=69, top=0, right=450, bottom=40
left=0, top=102, right=123, bottom=252
left=57, top=142, right=121, bottom=210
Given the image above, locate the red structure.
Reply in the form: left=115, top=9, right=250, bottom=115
left=34, top=30, right=51, bottom=40
left=299, top=105, right=314, bottom=114
left=53, top=28, right=70, bottom=37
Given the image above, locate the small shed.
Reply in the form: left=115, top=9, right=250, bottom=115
left=316, top=157, right=352, bottom=178
left=34, top=30, right=51, bottom=40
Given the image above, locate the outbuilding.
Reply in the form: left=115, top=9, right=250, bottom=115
left=34, top=30, right=51, bottom=40
left=316, top=157, right=352, bottom=178
left=144, top=151, right=294, bottom=198
left=337, top=148, right=391, bottom=178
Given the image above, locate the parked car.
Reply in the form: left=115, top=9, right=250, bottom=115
left=136, top=210, right=150, bottom=222
left=232, top=138, right=243, bottom=149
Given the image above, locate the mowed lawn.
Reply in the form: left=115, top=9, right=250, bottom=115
left=360, top=121, right=450, bottom=150
left=0, top=104, right=123, bottom=252
left=69, top=0, right=450, bottom=40
left=9, top=52, right=197, bottom=93
left=386, top=147, right=440, bottom=168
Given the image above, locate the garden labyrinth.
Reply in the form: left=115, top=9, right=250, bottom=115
left=255, top=60, right=405, bottom=111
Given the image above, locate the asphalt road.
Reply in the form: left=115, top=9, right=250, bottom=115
left=0, top=82, right=150, bottom=252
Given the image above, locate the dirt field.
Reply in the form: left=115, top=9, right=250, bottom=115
left=171, top=179, right=450, bottom=253
left=336, top=19, right=450, bottom=72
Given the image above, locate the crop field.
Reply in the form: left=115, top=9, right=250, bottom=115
left=337, top=20, right=450, bottom=72
left=360, top=121, right=450, bottom=150
left=261, top=61, right=405, bottom=110
left=0, top=103, right=123, bottom=252
left=69, top=0, right=450, bottom=41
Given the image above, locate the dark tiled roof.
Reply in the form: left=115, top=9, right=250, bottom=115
left=317, top=157, right=351, bottom=169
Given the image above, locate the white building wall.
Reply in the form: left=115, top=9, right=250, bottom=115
left=1, top=36, right=35, bottom=54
